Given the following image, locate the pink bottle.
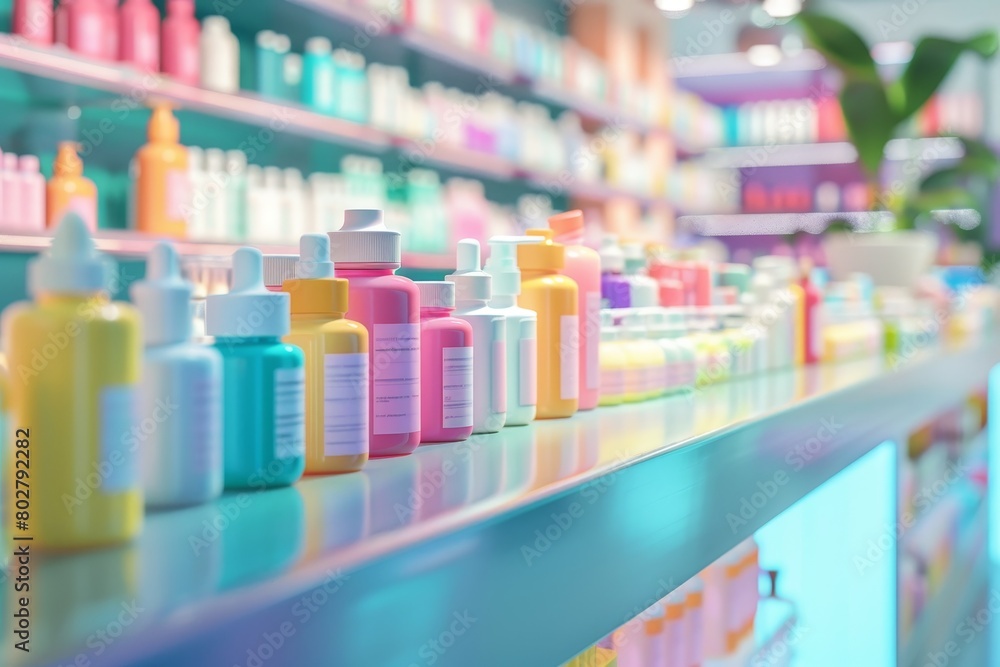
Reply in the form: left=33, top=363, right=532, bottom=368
left=67, top=0, right=107, bottom=59
left=100, top=0, right=119, bottom=62
left=18, top=155, right=46, bottom=232
left=330, top=209, right=421, bottom=457
left=548, top=210, right=600, bottom=410
left=801, top=260, right=822, bottom=365
left=13, top=0, right=54, bottom=45
left=161, top=0, right=200, bottom=85
left=118, top=0, right=160, bottom=72
left=1, top=154, right=21, bottom=230
left=417, top=281, right=474, bottom=444
left=55, top=0, right=70, bottom=45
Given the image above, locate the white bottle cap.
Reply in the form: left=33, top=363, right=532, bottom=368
left=296, top=234, right=334, bottom=279
left=599, top=234, right=625, bottom=273
left=130, top=242, right=193, bottom=346
left=446, top=238, right=492, bottom=303
left=207, top=247, right=290, bottom=338
left=202, top=15, right=230, bottom=33
left=261, top=254, right=297, bottom=289
left=622, top=242, right=646, bottom=275
left=305, top=36, right=332, bottom=54
left=417, top=281, right=455, bottom=309
left=205, top=148, right=225, bottom=172
left=329, top=209, right=400, bottom=265
left=484, top=235, right=541, bottom=298
left=28, top=210, right=108, bottom=296
left=272, top=33, right=291, bottom=55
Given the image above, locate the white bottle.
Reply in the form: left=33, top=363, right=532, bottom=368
left=224, top=150, right=247, bottom=238
left=283, top=168, right=307, bottom=242
left=200, top=16, right=240, bottom=93
left=186, top=146, right=210, bottom=239
left=1, top=153, right=20, bottom=229
left=484, top=235, right=539, bottom=426
left=622, top=242, right=658, bottom=308
left=205, top=149, right=229, bottom=239
left=446, top=239, right=507, bottom=434
left=130, top=242, right=223, bottom=507
left=18, top=155, right=45, bottom=231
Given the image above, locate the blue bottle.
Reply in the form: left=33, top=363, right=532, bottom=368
left=207, top=247, right=305, bottom=490
left=256, top=30, right=290, bottom=99
left=131, top=242, right=224, bottom=507
left=302, top=37, right=336, bottom=115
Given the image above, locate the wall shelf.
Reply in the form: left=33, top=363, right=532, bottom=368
left=17, top=340, right=999, bottom=667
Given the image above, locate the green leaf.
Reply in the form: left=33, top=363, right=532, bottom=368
left=920, top=138, right=1000, bottom=191
left=889, top=32, right=999, bottom=122
left=796, top=13, right=879, bottom=80
left=840, top=80, right=896, bottom=176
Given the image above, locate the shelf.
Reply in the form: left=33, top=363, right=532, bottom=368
left=0, top=228, right=454, bottom=268
left=677, top=211, right=895, bottom=236
left=688, top=138, right=964, bottom=169
left=15, top=339, right=999, bottom=667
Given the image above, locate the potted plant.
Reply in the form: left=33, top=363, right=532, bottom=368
left=797, top=13, right=1000, bottom=285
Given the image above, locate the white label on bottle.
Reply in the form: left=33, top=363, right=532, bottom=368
left=373, top=323, right=420, bottom=435
left=493, top=340, right=507, bottom=414
left=323, top=353, right=369, bottom=456
left=519, top=337, right=537, bottom=407
left=442, top=347, right=473, bottom=429
left=274, top=366, right=305, bottom=460
left=166, top=169, right=191, bottom=222
left=100, top=386, right=138, bottom=493
left=560, top=315, right=579, bottom=400
left=585, top=292, right=601, bottom=390
left=186, top=370, right=221, bottom=475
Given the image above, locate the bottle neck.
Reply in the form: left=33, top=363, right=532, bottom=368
left=336, top=266, right=397, bottom=277
left=421, top=306, right=454, bottom=319
left=554, top=230, right=584, bottom=246
left=491, top=294, right=516, bottom=308
left=455, top=298, right=488, bottom=310
left=520, top=267, right=556, bottom=279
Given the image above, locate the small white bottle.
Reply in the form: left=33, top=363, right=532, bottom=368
left=130, top=242, right=223, bottom=508
left=200, top=16, right=240, bottom=93
left=483, top=235, right=538, bottom=426
left=446, top=239, right=507, bottom=434
left=622, top=242, right=658, bottom=308
left=18, top=155, right=45, bottom=231
left=204, top=148, right=229, bottom=239
left=224, top=149, right=247, bottom=238
left=186, top=146, right=210, bottom=238
left=283, top=168, right=307, bottom=242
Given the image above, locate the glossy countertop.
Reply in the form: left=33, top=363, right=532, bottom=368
left=7, top=339, right=999, bottom=667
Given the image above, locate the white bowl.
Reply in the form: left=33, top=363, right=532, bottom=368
left=823, top=230, right=938, bottom=288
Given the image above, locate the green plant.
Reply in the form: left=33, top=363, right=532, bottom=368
left=797, top=13, right=1000, bottom=270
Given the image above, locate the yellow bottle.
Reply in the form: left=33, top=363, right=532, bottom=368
left=0, top=354, right=9, bottom=567
left=518, top=229, right=579, bottom=419
left=2, top=212, right=142, bottom=550
left=274, top=234, right=369, bottom=474
left=598, top=311, right=627, bottom=407
left=136, top=105, right=189, bottom=237
left=46, top=141, right=98, bottom=231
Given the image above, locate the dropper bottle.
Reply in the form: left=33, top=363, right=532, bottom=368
left=131, top=242, right=223, bottom=507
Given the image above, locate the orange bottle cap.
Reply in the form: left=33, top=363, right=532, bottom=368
left=148, top=105, right=180, bottom=143
left=548, top=209, right=584, bottom=237
left=53, top=142, right=84, bottom=177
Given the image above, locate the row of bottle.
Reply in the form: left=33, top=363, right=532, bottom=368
left=11, top=0, right=242, bottom=91
left=0, top=206, right=604, bottom=550
left=743, top=181, right=877, bottom=215
left=564, top=539, right=761, bottom=667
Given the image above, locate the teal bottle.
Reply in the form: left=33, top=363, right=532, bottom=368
left=207, top=248, right=305, bottom=489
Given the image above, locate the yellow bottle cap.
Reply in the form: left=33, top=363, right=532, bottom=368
left=284, top=277, right=349, bottom=315
left=518, top=228, right=565, bottom=271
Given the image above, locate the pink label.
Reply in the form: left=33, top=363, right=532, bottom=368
left=602, top=367, right=625, bottom=397
left=492, top=340, right=506, bottom=414
left=519, top=338, right=537, bottom=407
left=585, top=292, right=600, bottom=390
left=560, top=315, right=579, bottom=400
left=373, top=323, right=420, bottom=435
left=442, top=347, right=473, bottom=429
left=166, top=169, right=191, bottom=222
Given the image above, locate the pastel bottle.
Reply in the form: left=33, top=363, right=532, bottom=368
left=130, top=242, right=223, bottom=507
left=200, top=16, right=240, bottom=93
left=622, top=310, right=667, bottom=400
left=417, top=281, right=474, bottom=443
left=517, top=229, right=578, bottom=419
left=1, top=154, right=22, bottom=229
left=2, top=212, right=142, bottom=549
left=801, top=260, right=822, bottom=365
left=136, top=105, right=189, bottom=237
left=483, top=235, right=538, bottom=427
left=302, top=37, right=337, bottom=114
left=47, top=142, right=98, bottom=231
left=67, top=0, right=105, bottom=58
left=118, top=0, right=160, bottom=72
left=548, top=210, right=600, bottom=411
left=278, top=234, right=369, bottom=474
left=13, top=0, right=54, bottom=44
left=598, top=310, right=627, bottom=406
left=599, top=235, right=630, bottom=309
left=622, top=242, right=658, bottom=308
left=446, top=239, right=506, bottom=434
left=161, top=0, right=200, bottom=85
left=207, top=248, right=305, bottom=489
left=330, top=209, right=420, bottom=457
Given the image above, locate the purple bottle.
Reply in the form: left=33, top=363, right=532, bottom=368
left=599, top=234, right=631, bottom=309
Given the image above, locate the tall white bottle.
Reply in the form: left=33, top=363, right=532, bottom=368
left=200, top=16, right=240, bottom=93
left=447, top=239, right=507, bottom=434
left=130, top=242, right=223, bottom=507
left=484, top=235, right=538, bottom=426
left=622, top=242, right=658, bottom=308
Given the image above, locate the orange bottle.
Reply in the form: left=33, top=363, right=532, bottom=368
left=136, top=105, right=189, bottom=237
left=517, top=229, right=579, bottom=419
left=46, top=141, right=98, bottom=232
